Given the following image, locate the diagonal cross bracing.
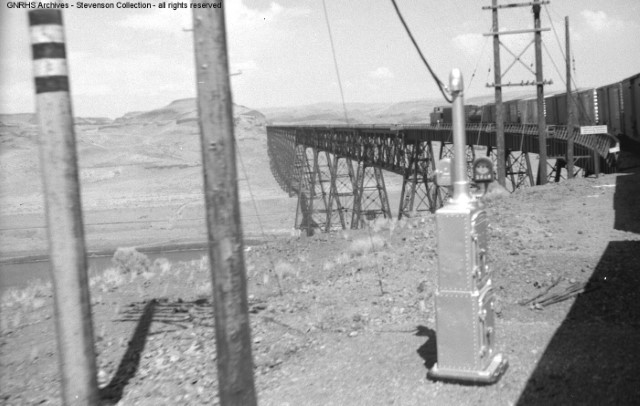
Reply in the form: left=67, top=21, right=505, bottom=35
left=267, top=123, right=617, bottom=229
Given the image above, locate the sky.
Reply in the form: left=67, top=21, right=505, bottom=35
left=0, top=0, right=639, bottom=118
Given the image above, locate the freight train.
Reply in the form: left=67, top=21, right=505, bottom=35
left=430, top=72, right=640, bottom=149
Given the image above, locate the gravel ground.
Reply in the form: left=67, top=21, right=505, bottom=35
left=1, top=156, right=639, bottom=405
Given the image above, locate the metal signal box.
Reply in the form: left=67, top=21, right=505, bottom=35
left=428, top=69, right=507, bottom=384
left=435, top=207, right=490, bottom=291
left=429, top=202, right=506, bottom=383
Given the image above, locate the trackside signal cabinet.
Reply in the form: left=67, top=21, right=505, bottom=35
left=429, top=203, right=507, bottom=382
left=428, top=68, right=507, bottom=384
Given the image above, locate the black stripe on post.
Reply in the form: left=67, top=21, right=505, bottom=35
left=35, top=76, right=69, bottom=94
left=29, top=10, right=63, bottom=26
left=32, top=43, right=66, bottom=60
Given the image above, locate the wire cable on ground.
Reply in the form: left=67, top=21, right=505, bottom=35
left=321, top=0, right=350, bottom=124
left=388, top=0, right=452, bottom=103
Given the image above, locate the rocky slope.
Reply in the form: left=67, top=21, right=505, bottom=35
left=1, top=167, right=639, bottom=405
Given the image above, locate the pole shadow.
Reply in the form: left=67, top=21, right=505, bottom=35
left=98, top=297, right=222, bottom=404
left=516, top=167, right=640, bottom=405
left=99, top=299, right=156, bottom=404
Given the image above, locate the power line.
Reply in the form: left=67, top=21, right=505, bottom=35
left=542, top=4, right=591, bottom=122
left=542, top=5, right=583, bottom=93
left=321, top=0, right=350, bottom=124
left=542, top=41, right=594, bottom=125
left=542, top=40, right=565, bottom=88
left=237, top=141, right=268, bottom=238
left=388, top=0, right=452, bottom=103
left=544, top=4, right=566, bottom=62
left=467, top=27, right=491, bottom=95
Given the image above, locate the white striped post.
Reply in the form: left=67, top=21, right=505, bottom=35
left=29, top=10, right=99, bottom=405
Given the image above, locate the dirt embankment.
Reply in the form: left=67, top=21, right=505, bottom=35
left=1, top=159, right=639, bottom=405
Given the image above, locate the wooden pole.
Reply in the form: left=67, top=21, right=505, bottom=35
left=533, top=1, right=547, bottom=185
left=192, top=5, right=257, bottom=406
left=492, top=0, right=506, bottom=187
left=28, top=10, right=98, bottom=405
left=565, top=16, right=574, bottom=179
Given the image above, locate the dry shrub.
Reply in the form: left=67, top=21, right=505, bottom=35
left=348, top=235, right=387, bottom=257
left=322, top=261, right=335, bottom=271
left=198, top=255, right=209, bottom=273
left=334, top=252, right=351, bottom=265
left=370, top=218, right=395, bottom=233
left=153, top=258, right=172, bottom=274
left=481, top=181, right=510, bottom=202
left=1, top=280, right=52, bottom=313
left=103, top=267, right=125, bottom=284
left=112, top=247, right=152, bottom=275
left=195, top=281, right=212, bottom=299
left=274, top=260, right=297, bottom=280
left=89, top=267, right=126, bottom=292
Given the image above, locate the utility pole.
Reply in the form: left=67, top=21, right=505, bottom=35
left=492, top=0, right=506, bottom=187
left=28, top=10, right=98, bottom=405
left=483, top=1, right=550, bottom=186
left=192, top=5, right=257, bottom=406
left=534, top=1, right=547, bottom=185
left=565, top=16, right=574, bottom=179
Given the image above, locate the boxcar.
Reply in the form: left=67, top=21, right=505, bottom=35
left=554, top=93, right=569, bottom=125
left=430, top=106, right=444, bottom=124
left=517, top=96, right=538, bottom=125
left=575, top=89, right=597, bottom=125
left=481, top=103, right=496, bottom=123
left=622, top=73, right=640, bottom=142
left=597, top=82, right=623, bottom=135
left=545, top=94, right=560, bottom=125
left=503, top=99, right=520, bottom=123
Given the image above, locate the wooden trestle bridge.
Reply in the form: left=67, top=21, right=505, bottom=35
left=266, top=123, right=617, bottom=234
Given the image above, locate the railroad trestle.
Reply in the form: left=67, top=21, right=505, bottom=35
left=267, top=124, right=617, bottom=233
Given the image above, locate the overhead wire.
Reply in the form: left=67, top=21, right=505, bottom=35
left=541, top=5, right=594, bottom=125
left=388, top=0, right=452, bottom=103
left=542, top=4, right=583, bottom=98
left=544, top=4, right=566, bottom=62
left=466, top=28, right=491, bottom=95
left=318, top=1, right=388, bottom=276
left=321, top=0, right=350, bottom=124
left=542, top=41, right=594, bottom=125
left=236, top=150, right=268, bottom=238
left=542, top=40, right=565, bottom=88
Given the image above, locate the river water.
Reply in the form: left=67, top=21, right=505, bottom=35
left=0, top=247, right=211, bottom=293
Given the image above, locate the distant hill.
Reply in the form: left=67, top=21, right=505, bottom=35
left=0, top=99, right=272, bottom=214
left=0, top=113, right=112, bottom=127
left=113, top=98, right=266, bottom=128
left=0, top=114, right=37, bottom=126
left=260, top=99, right=443, bottom=125
left=75, top=117, right=113, bottom=126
